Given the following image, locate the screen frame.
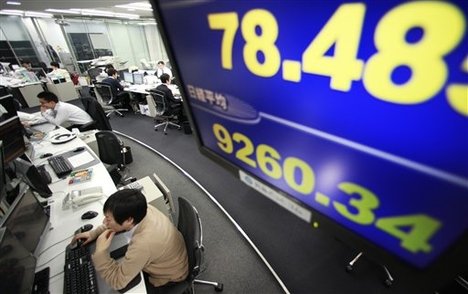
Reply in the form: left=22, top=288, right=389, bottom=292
left=0, top=185, right=50, bottom=257
left=150, top=0, right=468, bottom=290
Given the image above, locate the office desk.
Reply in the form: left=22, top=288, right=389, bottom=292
left=30, top=126, right=147, bottom=293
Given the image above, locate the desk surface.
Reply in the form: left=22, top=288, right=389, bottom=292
left=30, top=126, right=147, bottom=293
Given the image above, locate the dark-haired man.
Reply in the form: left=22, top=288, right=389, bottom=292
left=34, top=91, right=92, bottom=128
left=155, top=73, right=184, bottom=121
left=74, top=189, right=188, bottom=291
left=101, top=68, right=131, bottom=110
left=155, top=60, right=172, bottom=79
left=50, top=61, right=71, bottom=82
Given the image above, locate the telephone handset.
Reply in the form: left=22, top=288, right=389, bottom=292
left=62, top=187, right=104, bottom=209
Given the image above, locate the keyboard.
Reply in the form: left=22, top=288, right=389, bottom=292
left=48, top=155, right=73, bottom=178
left=64, top=245, right=99, bottom=294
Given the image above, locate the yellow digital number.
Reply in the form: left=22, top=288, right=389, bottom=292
left=376, top=214, right=441, bottom=253
left=241, top=9, right=281, bottom=77
left=208, top=12, right=239, bottom=69
left=302, top=3, right=365, bottom=91
left=333, top=182, right=379, bottom=225
left=363, top=1, right=465, bottom=104
left=233, top=132, right=256, bottom=167
left=446, top=56, right=468, bottom=117
left=283, top=157, right=315, bottom=195
left=212, top=123, right=233, bottom=153
left=256, top=144, right=282, bottom=179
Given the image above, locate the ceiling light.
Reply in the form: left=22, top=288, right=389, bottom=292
left=0, top=9, right=23, bottom=16
left=6, top=1, right=21, bottom=5
left=115, top=4, right=153, bottom=11
left=137, top=22, right=156, bottom=26
left=45, top=9, right=80, bottom=15
left=25, top=11, right=53, bottom=18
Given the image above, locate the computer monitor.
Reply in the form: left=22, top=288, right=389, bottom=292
left=0, top=227, right=36, bottom=294
left=0, top=95, right=25, bottom=163
left=0, top=185, right=49, bottom=256
left=123, top=71, right=134, bottom=84
left=152, top=0, right=468, bottom=291
left=12, top=156, right=52, bottom=198
left=133, top=72, right=144, bottom=85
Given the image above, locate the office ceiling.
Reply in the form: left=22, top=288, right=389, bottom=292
left=0, top=0, right=155, bottom=18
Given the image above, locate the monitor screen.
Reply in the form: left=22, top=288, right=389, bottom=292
left=133, top=73, right=144, bottom=85
left=0, top=95, right=25, bottom=163
left=0, top=227, right=36, bottom=294
left=152, top=0, right=468, bottom=288
left=11, top=156, right=52, bottom=198
left=0, top=186, right=49, bottom=255
left=123, top=72, right=134, bottom=84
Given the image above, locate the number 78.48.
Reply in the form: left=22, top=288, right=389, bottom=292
left=208, top=2, right=467, bottom=116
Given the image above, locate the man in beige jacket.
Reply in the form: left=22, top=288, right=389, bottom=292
left=74, top=189, right=188, bottom=291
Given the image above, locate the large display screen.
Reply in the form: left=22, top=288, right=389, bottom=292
left=152, top=0, right=467, bottom=276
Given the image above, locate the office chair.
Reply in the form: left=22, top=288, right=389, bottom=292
left=147, top=197, right=223, bottom=293
left=94, top=82, right=128, bottom=117
left=95, top=131, right=134, bottom=186
left=346, top=251, right=394, bottom=287
left=80, top=96, right=112, bottom=131
left=87, top=67, right=102, bottom=83
left=150, top=89, right=181, bottom=135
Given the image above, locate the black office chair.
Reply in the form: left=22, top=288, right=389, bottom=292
left=94, top=82, right=128, bottom=117
left=95, top=131, right=134, bottom=186
left=150, top=89, right=181, bottom=135
left=87, top=67, right=103, bottom=83
left=80, top=96, right=113, bottom=131
left=147, top=197, right=223, bottom=294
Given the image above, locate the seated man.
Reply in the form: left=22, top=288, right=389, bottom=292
left=155, top=61, right=172, bottom=79
left=155, top=73, right=184, bottom=121
left=101, top=68, right=131, bottom=110
left=74, top=189, right=189, bottom=292
left=50, top=61, right=71, bottom=82
left=33, top=91, right=93, bottom=129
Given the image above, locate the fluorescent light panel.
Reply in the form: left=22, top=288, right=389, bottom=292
left=25, top=11, right=53, bottom=18
left=6, top=1, right=21, bottom=5
left=45, top=9, right=80, bottom=15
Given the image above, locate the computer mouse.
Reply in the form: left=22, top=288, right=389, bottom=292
left=81, top=210, right=98, bottom=220
left=81, top=224, right=94, bottom=232
left=40, top=153, right=53, bottom=159
left=74, top=146, right=85, bottom=152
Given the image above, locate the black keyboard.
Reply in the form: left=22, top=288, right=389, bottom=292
left=32, top=267, right=49, bottom=294
left=48, top=156, right=73, bottom=178
left=64, top=245, right=99, bottom=294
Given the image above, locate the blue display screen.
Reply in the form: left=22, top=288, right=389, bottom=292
left=155, top=0, right=467, bottom=268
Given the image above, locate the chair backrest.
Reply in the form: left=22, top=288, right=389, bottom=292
left=94, top=82, right=115, bottom=104
left=95, top=131, right=124, bottom=165
left=149, top=90, right=168, bottom=116
left=80, top=97, right=112, bottom=131
left=177, top=197, right=203, bottom=281
left=87, top=67, right=102, bottom=82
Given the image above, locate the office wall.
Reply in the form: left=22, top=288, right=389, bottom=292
left=144, top=25, right=167, bottom=63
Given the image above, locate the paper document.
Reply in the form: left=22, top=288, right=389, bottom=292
left=67, top=151, right=94, bottom=168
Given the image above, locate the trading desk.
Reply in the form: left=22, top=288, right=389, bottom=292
left=29, top=125, right=148, bottom=293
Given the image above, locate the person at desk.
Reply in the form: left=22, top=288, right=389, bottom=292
left=74, top=189, right=189, bottom=292
left=34, top=91, right=92, bottom=128
left=155, top=61, right=172, bottom=79
left=155, top=73, right=184, bottom=121
left=50, top=61, right=71, bottom=82
left=101, top=68, right=131, bottom=110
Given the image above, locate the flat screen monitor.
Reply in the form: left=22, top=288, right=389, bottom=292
left=123, top=72, right=134, bottom=84
left=152, top=0, right=468, bottom=290
left=0, top=186, right=49, bottom=256
left=0, top=227, right=36, bottom=294
left=12, top=156, right=52, bottom=198
left=0, top=95, right=25, bottom=163
left=133, top=72, right=144, bottom=85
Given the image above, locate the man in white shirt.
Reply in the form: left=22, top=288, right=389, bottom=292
left=50, top=61, right=72, bottom=82
left=35, top=91, right=93, bottom=129
left=156, top=61, right=172, bottom=79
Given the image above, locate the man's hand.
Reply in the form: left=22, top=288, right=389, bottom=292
left=40, top=105, right=48, bottom=113
left=73, top=231, right=94, bottom=246
left=95, top=229, right=115, bottom=253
